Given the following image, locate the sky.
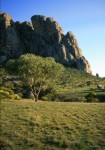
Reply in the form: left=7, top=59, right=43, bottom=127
left=1, top=0, right=105, bottom=77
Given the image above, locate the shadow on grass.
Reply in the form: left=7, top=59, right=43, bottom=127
left=79, top=89, right=105, bottom=94
left=0, top=139, right=12, bottom=150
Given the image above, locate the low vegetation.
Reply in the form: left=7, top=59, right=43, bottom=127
left=0, top=54, right=105, bottom=149
left=0, top=54, right=105, bottom=102
left=0, top=100, right=105, bottom=150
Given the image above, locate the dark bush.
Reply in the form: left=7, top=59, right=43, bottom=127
left=40, top=87, right=57, bottom=101
left=86, top=81, right=92, bottom=86
left=54, top=93, right=85, bottom=102
left=96, top=94, right=105, bottom=102
left=85, top=91, right=99, bottom=102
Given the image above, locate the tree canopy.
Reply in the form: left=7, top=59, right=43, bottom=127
left=7, top=54, right=64, bottom=101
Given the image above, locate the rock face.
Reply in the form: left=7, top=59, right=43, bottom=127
left=0, top=12, right=24, bottom=63
left=0, top=12, right=92, bottom=73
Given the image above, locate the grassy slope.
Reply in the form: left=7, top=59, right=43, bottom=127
left=1, top=67, right=105, bottom=101
left=55, top=68, right=105, bottom=101
left=1, top=100, right=105, bottom=150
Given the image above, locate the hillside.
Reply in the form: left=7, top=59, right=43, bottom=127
left=54, top=67, right=105, bottom=102
left=1, top=100, right=105, bottom=150
left=1, top=64, right=105, bottom=102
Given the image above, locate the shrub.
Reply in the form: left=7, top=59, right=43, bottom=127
left=0, top=87, right=22, bottom=100
left=86, top=81, right=92, bottom=86
left=53, top=93, right=86, bottom=102
left=86, top=91, right=96, bottom=98
left=86, top=97, right=99, bottom=103
left=0, top=87, right=14, bottom=95
left=40, top=87, right=57, bottom=101
left=17, top=92, right=23, bottom=98
left=3, top=81, right=14, bottom=89
left=13, top=94, right=21, bottom=100
left=42, top=93, right=57, bottom=101
left=0, top=90, right=4, bottom=93
left=96, top=94, right=105, bottom=102
left=0, top=90, right=12, bottom=99
left=85, top=91, right=99, bottom=102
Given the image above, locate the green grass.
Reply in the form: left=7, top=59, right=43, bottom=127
left=0, top=100, right=105, bottom=150
left=1, top=66, right=105, bottom=102
left=54, top=67, right=105, bottom=102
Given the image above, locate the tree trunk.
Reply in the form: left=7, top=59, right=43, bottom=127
left=34, top=97, right=37, bottom=102
left=32, top=92, right=39, bottom=102
left=31, top=84, right=43, bottom=102
left=33, top=93, right=38, bottom=102
left=36, top=94, right=39, bottom=102
left=30, top=87, right=38, bottom=102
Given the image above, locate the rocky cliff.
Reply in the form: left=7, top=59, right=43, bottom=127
left=0, top=12, right=91, bottom=73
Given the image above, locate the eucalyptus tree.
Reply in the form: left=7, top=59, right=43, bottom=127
left=7, top=54, right=64, bottom=101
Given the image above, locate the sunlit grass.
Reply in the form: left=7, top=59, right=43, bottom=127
left=0, top=100, right=105, bottom=149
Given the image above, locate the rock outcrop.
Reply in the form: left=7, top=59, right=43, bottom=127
left=0, top=12, right=92, bottom=73
left=0, top=12, right=24, bottom=63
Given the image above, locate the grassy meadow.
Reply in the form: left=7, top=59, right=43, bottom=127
left=0, top=100, right=105, bottom=150
left=0, top=66, right=105, bottom=149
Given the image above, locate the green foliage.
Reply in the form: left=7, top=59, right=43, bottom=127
left=0, top=87, right=21, bottom=100
left=40, top=87, right=57, bottom=101
left=6, top=54, right=64, bottom=101
left=0, top=67, right=9, bottom=78
left=54, top=93, right=85, bottom=102
left=13, top=94, right=21, bottom=100
left=86, top=81, right=92, bottom=86
left=2, top=54, right=105, bottom=102
left=97, top=94, right=105, bottom=102
left=0, top=89, right=12, bottom=99
left=57, top=67, right=105, bottom=102
left=3, top=81, right=14, bottom=89
left=0, top=87, right=14, bottom=95
left=89, top=91, right=96, bottom=97
left=85, top=91, right=99, bottom=102
left=0, top=90, right=9, bottom=95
